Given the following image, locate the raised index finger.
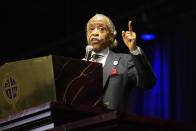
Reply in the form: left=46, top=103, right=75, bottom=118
left=128, top=21, right=133, bottom=32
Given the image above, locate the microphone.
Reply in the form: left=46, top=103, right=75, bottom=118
left=85, top=45, right=93, bottom=61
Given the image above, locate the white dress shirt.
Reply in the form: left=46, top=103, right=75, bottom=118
left=91, top=47, right=109, bottom=67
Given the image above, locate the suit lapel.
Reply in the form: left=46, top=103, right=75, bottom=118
left=103, top=50, right=120, bottom=88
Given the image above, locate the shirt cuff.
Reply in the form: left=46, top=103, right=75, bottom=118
left=130, top=46, right=143, bottom=55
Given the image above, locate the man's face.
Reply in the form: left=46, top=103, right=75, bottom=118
left=86, top=16, right=112, bottom=52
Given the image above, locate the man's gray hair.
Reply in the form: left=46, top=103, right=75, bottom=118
left=86, top=14, right=118, bottom=48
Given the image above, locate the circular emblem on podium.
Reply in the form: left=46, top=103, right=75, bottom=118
left=1, top=72, right=20, bottom=104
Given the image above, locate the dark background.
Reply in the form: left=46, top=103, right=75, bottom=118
left=1, top=0, right=195, bottom=62
left=1, top=0, right=196, bottom=123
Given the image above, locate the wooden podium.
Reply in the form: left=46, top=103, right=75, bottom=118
left=0, top=55, right=196, bottom=131
left=0, top=55, right=104, bottom=118
left=0, top=55, right=105, bottom=130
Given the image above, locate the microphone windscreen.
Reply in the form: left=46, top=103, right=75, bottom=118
left=86, top=45, right=93, bottom=52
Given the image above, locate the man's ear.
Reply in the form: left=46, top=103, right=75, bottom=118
left=108, top=33, right=114, bottom=41
left=108, top=33, right=115, bottom=48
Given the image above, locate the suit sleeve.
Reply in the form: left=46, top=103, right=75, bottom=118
left=127, top=53, right=156, bottom=90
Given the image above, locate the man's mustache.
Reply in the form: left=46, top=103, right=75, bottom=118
left=90, top=36, right=101, bottom=41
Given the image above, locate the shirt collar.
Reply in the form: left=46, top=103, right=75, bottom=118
left=92, top=47, right=109, bottom=57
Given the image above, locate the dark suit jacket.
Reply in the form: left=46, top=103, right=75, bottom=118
left=103, top=50, right=156, bottom=112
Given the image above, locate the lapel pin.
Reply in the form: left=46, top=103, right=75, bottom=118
left=113, top=60, right=118, bottom=65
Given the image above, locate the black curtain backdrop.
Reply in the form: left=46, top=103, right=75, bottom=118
left=129, top=13, right=196, bottom=123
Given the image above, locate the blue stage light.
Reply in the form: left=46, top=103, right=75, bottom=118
left=141, top=34, right=156, bottom=40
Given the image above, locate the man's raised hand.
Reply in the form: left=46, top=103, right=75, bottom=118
left=122, top=21, right=137, bottom=51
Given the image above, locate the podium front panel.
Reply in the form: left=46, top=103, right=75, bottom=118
left=0, top=56, right=56, bottom=118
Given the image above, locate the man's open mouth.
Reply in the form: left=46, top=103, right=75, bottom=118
left=90, top=38, right=100, bottom=43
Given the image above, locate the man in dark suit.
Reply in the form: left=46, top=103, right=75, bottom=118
left=85, top=14, right=156, bottom=112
